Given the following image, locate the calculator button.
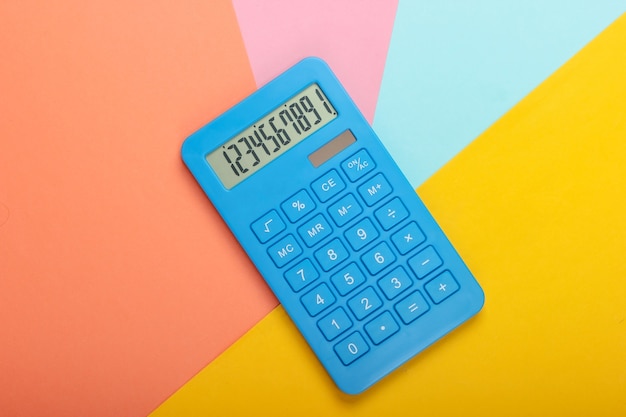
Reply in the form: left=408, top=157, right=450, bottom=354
left=327, top=193, right=362, bottom=227
left=251, top=210, right=286, bottom=243
left=330, top=263, right=366, bottom=296
left=394, top=291, right=430, bottom=324
left=311, top=170, right=346, bottom=202
left=357, top=173, right=392, bottom=206
left=317, top=307, right=353, bottom=341
left=424, top=271, right=460, bottom=304
left=284, top=259, right=319, bottom=292
left=391, top=222, right=426, bottom=254
left=297, top=214, right=333, bottom=247
left=408, top=245, right=442, bottom=279
left=348, top=287, right=383, bottom=320
left=361, top=242, right=396, bottom=275
left=314, top=238, right=349, bottom=271
left=377, top=266, right=413, bottom=300
left=281, top=189, right=316, bottom=223
left=341, top=149, right=376, bottom=181
left=374, top=197, right=409, bottom=230
left=301, top=283, right=336, bottom=316
left=344, top=218, right=379, bottom=251
left=364, top=311, right=400, bottom=345
left=267, top=234, right=302, bottom=268
left=334, top=332, right=370, bottom=365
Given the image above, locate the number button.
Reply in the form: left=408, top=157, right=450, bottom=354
left=361, top=242, right=396, bottom=275
left=364, top=311, right=400, bottom=345
left=330, top=263, right=366, bottom=296
left=374, top=197, right=409, bottom=230
left=317, top=308, right=353, bottom=341
left=311, top=170, right=346, bottom=202
left=391, top=222, right=426, bottom=254
left=424, top=271, right=460, bottom=304
left=344, top=218, right=379, bottom=251
left=251, top=210, right=286, bottom=243
left=281, top=189, right=316, bottom=223
left=267, top=234, right=302, bottom=268
left=297, top=214, right=333, bottom=247
left=394, top=291, right=430, bottom=324
left=357, top=173, right=392, bottom=206
left=377, top=266, right=413, bottom=300
left=284, top=259, right=319, bottom=292
left=334, top=332, right=370, bottom=365
left=408, top=245, right=443, bottom=279
left=341, top=149, right=376, bottom=181
left=301, top=283, right=336, bottom=316
left=347, top=287, right=383, bottom=320
left=327, top=193, right=362, bottom=227
left=314, top=238, right=349, bottom=271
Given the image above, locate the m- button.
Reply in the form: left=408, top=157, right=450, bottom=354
left=311, top=170, right=346, bottom=202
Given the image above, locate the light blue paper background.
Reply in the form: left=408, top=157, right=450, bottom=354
left=374, top=1, right=625, bottom=187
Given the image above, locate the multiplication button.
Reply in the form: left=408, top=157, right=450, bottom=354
left=391, top=222, right=426, bottom=254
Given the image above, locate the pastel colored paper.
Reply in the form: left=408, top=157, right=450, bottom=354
left=150, top=13, right=626, bottom=416
left=374, top=1, right=626, bottom=187
left=233, top=0, right=398, bottom=123
left=0, top=2, right=267, bottom=416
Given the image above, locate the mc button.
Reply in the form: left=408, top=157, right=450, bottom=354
left=268, top=234, right=302, bottom=268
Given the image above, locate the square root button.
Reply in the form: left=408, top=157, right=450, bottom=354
left=251, top=210, right=286, bottom=243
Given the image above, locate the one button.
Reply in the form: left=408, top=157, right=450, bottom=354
left=311, top=170, right=346, bottom=202
left=391, top=222, right=426, bottom=254
left=330, top=262, right=366, bottom=296
left=394, top=291, right=430, bottom=324
left=357, top=173, right=392, bottom=206
left=301, top=283, right=336, bottom=316
left=344, top=218, right=379, bottom=251
left=364, top=311, right=400, bottom=345
left=408, top=245, right=442, bottom=279
left=281, top=189, right=316, bottom=223
left=251, top=210, right=286, bottom=243
left=317, top=307, right=353, bottom=341
left=341, top=149, right=376, bottom=181
left=361, top=242, right=396, bottom=275
left=284, top=259, right=319, bottom=292
left=377, top=266, right=413, bottom=300
left=334, top=332, right=370, bottom=365
left=297, top=214, right=333, bottom=247
left=424, top=271, right=460, bottom=304
left=314, top=238, right=349, bottom=271
left=267, top=234, right=302, bottom=268
left=327, top=193, right=362, bottom=227
left=348, top=287, right=383, bottom=320
left=374, top=198, right=409, bottom=230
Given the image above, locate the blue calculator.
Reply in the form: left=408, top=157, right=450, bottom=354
left=182, top=57, right=484, bottom=394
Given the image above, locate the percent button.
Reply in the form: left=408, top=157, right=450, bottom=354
left=341, top=149, right=376, bottom=182
left=281, top=189, right=316, bottom=223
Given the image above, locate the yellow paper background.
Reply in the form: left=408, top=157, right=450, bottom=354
left=151, top=13, right=626, bottom=416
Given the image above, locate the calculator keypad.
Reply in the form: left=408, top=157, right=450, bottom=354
left=252, top=149, right=465, bottom=368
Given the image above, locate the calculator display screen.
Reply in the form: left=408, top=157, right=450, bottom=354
left=206, top=83, right=338, bottom=189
